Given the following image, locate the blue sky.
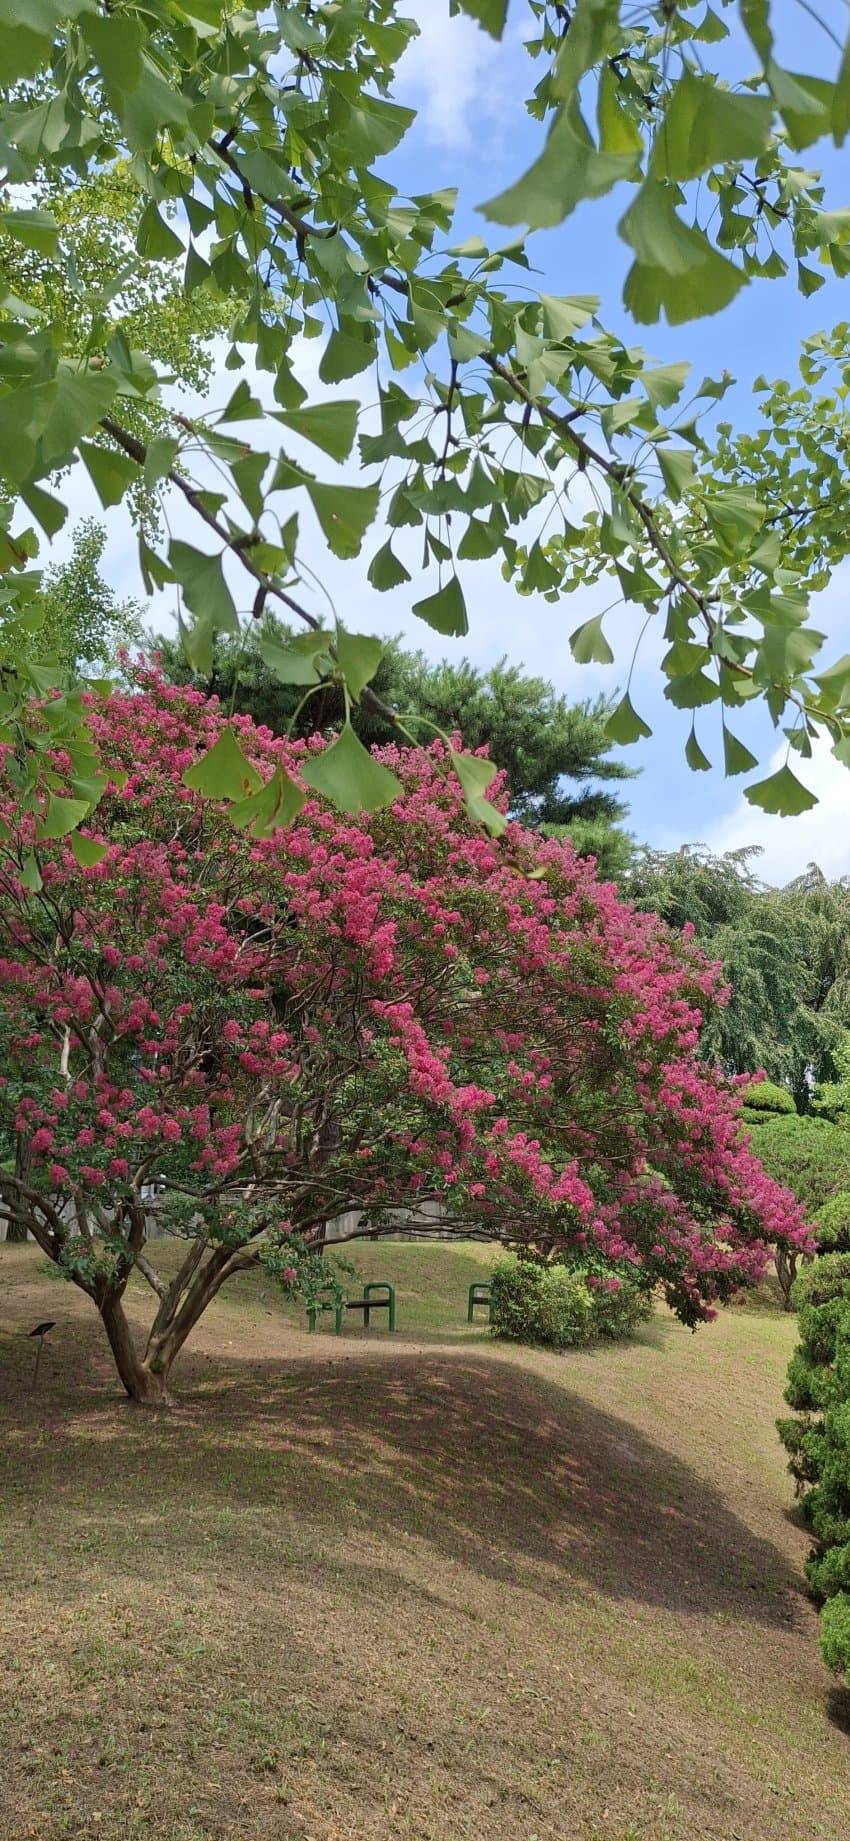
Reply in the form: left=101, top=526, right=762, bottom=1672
left=60, top=0, right=850, bottom=880
left=386, top=1, right=850, bottom=874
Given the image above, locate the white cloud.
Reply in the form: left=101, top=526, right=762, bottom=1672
left=396, top=0, right=521, bottom=153
left=705, top=739, right=850, bottom=886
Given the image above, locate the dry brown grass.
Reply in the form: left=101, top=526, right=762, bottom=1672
left=1, top=1243, right=849, bottom=1841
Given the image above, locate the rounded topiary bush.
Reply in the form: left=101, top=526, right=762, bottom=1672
left=791, top=1254, right=850, bottom=1366
left=815, top=1192, right=850, bottom=1255
left=791, top=1253, right=850, bottom=1307
left=741, top=1079, right=795, bottom=1115
left=490, top=1253, right=652, bottom=1351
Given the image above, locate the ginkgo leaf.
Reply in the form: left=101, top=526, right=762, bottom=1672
left=722, top=725, right=759, bottom=777
left=641, top=362, right=691, bottom=408
left=834, top=35, right=850, bottom=142
left=685, top=723, right=711, bottom=772
left=302, top=724, right=403, bottom=814
left=335, top=630, right=385, bottom=701
left=230, top=450, right=269, bottom=521
left=412, top=576, right=468, bottom=637
left=768, top=63, right=832, bottom=151
left=570, top=614, right=614, bottom=664
left=652, top=72, right=772, bottom=182
left=219, top=379, right=264, bottom=423
left=605, top=693, right=652, bottom=744
left=80, top=440, right=137, bottom=508
left=183, top=730, right=263, bottom=801
left=457, top=518, right=502, bottom=562
left=540, top=294, right=600, bottom=340
left=329, top=95, right=414, bottom=165
left=71, top=833, right=109, bottom=866
left=37, top=794, right=90, bottom=839
left=739, top=0, right=773, bottom=61
left=744, top=764, right=818, bottom=814
left=657, top=446, right=696, bottom=501
left=20, top=855, right=42, bottom=893
left=144, top=435, right=179, bottom=488
left=319, top=330, right=375, bottom=384
left=40, top=370, right=118, bottom=467
left=228, top=767, right=305, bottom=835
left=665, top=670, right=721, bottom=709
left=482, top=96, right=638, bottom=229
left=20, top=481, right=67, bottom=536
left=367, top=541, right=411, bottom=591
left=0, top=207, right=59, bottom=253
left=83, top=12, right=144, bottom=96
left=452, top=0, right=508, bottom=40
left=308, top=482, right=380, bottom=559
left=169, top=541, right=239, bottom=632
left=551, top=0, right=620, bottom=107
left=179, top=614, right=215, bottom=677
left=259, top=632, right=333, bottom=686
left=450, top=750, right=507, bottom=836
left=136, top=199, right=183, bottom=260
left=275, top=401, right=359, bottom=462
left=620, top=181, right=747, bottom=325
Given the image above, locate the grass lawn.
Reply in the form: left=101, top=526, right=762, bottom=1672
left=1, top=1239, right=849, bottom=1841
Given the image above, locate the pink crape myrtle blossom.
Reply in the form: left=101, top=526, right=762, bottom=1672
left=0, top=671, right=811, bottom=1401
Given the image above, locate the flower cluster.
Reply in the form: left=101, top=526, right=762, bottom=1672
left=0, top=670, right=811, bottom=1325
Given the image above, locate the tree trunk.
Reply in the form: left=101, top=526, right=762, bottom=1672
left=143, top=1244, right=240, bottom=1385
left=98, top=1244, right=255, bottom=1403
left=774, top=1246, right=799, bottom=1311
left=5, top=1142, right=34, bottom=1238
left=99, top=1291, right=173, bottom=1405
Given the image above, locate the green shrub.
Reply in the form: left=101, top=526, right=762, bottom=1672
left=490, top=1253, right=652, bottom=1352
left=779, top=1254, right=850, bottom=1685
left=743, top=1112, right=850, bottom=1303
left=574, top=1248, right=655, bottom=1340
left=741, top=1078, right=795, bottom=1115
left=820, top=1592, right=850, bottom=1677
left=534, top=1266, right=596, bottom=1349
left=745, top=1112, right=850, bottom=1216
left=815, top=1191, right=850, bottom=1254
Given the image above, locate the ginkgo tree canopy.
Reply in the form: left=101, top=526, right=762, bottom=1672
left=3, top=0, right=850, bottom=833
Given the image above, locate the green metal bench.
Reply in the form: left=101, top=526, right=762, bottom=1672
left=307, top=1281, right=396, bottom=1334
left=467, top=1281, right=492, bottom=1323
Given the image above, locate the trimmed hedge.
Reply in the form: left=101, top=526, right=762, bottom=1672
left=741, top=1078, right=796, bottom=1115
left=490, top=1253, right=652, bottom=1351
left=744, top=1112, right=850, bottom=1217
left=778, top=1254, right=850, bottom=1685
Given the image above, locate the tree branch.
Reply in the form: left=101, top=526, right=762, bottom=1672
left=209, top=138, right=327, bottom=244
left=98, top=415, right=404, bottom=731
left=134, top=1250, right=167, bottom=1299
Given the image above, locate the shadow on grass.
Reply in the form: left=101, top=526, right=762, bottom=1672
left=826, top=1684, right=850, bottom=1736
left=0, top=1317, right=801, bottom=1635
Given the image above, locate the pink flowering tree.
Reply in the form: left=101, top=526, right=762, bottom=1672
left=0, top=675, right=811, bottom=1403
